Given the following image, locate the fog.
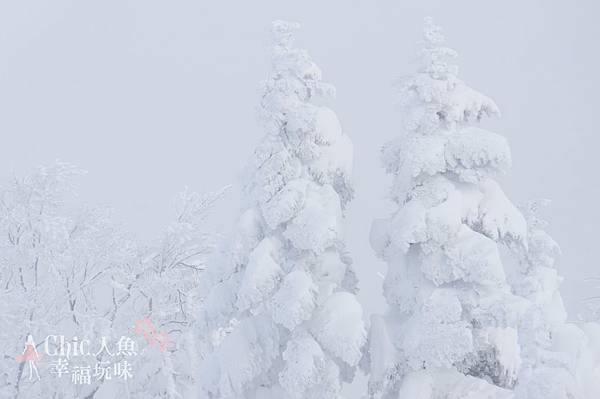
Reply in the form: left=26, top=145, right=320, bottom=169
left=1, top=1, right=599, bottom=394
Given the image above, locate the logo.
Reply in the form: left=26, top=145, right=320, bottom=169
left=16, top=334, right=41, bottom=381
left=16, top=318, right=169, bottom=385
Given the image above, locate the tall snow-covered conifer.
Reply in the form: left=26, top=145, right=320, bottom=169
left=199, top=20, right=366, bottom=399
left=367, top=17, right=529, bottom=398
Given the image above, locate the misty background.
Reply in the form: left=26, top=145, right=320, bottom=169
left=1, top=0, right=598, bottom=332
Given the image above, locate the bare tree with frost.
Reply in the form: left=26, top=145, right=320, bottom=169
left=367, top=17, right=531, bottom=398
left=108, top=186, right=225, bottom=399
left=0, top=162, right=134, bottom=399
left=198, top=20, right=366, bottom=399
left=0, top=162, right=222, bottom=398
left=0, top=162, right=73, bottom=398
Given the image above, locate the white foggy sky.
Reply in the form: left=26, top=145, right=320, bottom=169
left=1, top=0, right=599, bottom=327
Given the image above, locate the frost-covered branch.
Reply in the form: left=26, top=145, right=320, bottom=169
left=0, top=162, right=224, bottom=398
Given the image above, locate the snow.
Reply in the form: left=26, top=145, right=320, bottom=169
left=226, top=208, right=265, bottom=271
left=250, top=137, right=302, bottom=203
left=366, top=314, right=398, bottom=395
left=310, top=292, right=367, bottom=367
left=382, top=250, right=434, bottom=313
left=0, top=161, right=232, bottom=398
left=198, top=20, right=365, bottom=398
left=402, top=291, right=473, bottom=369
left=367, top=17, right=539, bottom=398
left=369, top=217, right=391, bottom=258
left=308, top=133, right=354, bottom=187
left=487, top=327, right=522, bottom=385
left=424, top=188, right=463, bottom=244
left=5, top=14, right=600, bottom=399
left=422, top=225, right=506, bottom=286
left=477, top=179, right=527, bottom=245
left=397, top=369, right=514, bottom=399
left=383, top=134, right=447, bottom=203
left=279, top=334, right=341, bottom=399
left=200, top=275, right=241, bottom=331
left=398, top=74, right=499, bottom=136
left=387, top=199, right=428, bottom=253
left=434, top=369, right=513, bottom=399
left=260, top=178, right=309, bottom=229
left=268, top=270, right=317, bottom=330
left=578, top=323, right=600, bottom=398
left=284, top=183, right=343, bottom=252
left=397, top=370, right=434, bottom=399
left=202, top=315, right=280, bottom=398
left=237, top=237, right=283, bottom=311
left=444, top=83, right=501, bottom=124
left=382, top=134, right=446, bottom=177
left=507, top=198, right=600, bottom=398
left=314, top=106, right=343, bottom=145
left=445, top=126, right=512, bottom=182
left=310, top=249, right=348, bottom=287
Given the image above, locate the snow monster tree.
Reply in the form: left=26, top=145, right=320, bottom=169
left=367, top=17, right=529, bottom=398
left=199, top=21, right=366, bottom=399
left=512, top=200, right=600, bottom=399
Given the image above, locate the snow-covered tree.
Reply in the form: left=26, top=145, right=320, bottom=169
left=198, top=20, right=366, bottom=399
left=0, top=161, right=135, bottom=399
left=117, top=186, right=227, bottom=399
left=0, top=162, right=223, bottom=398
left=512, top=200, right=600, bottom=399
left=367, top=17, right=530, bottom=398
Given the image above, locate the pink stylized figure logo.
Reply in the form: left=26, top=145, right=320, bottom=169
left=134, top=318, right=169, bottom=352
left=16, top=334, right=41, bottom=381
